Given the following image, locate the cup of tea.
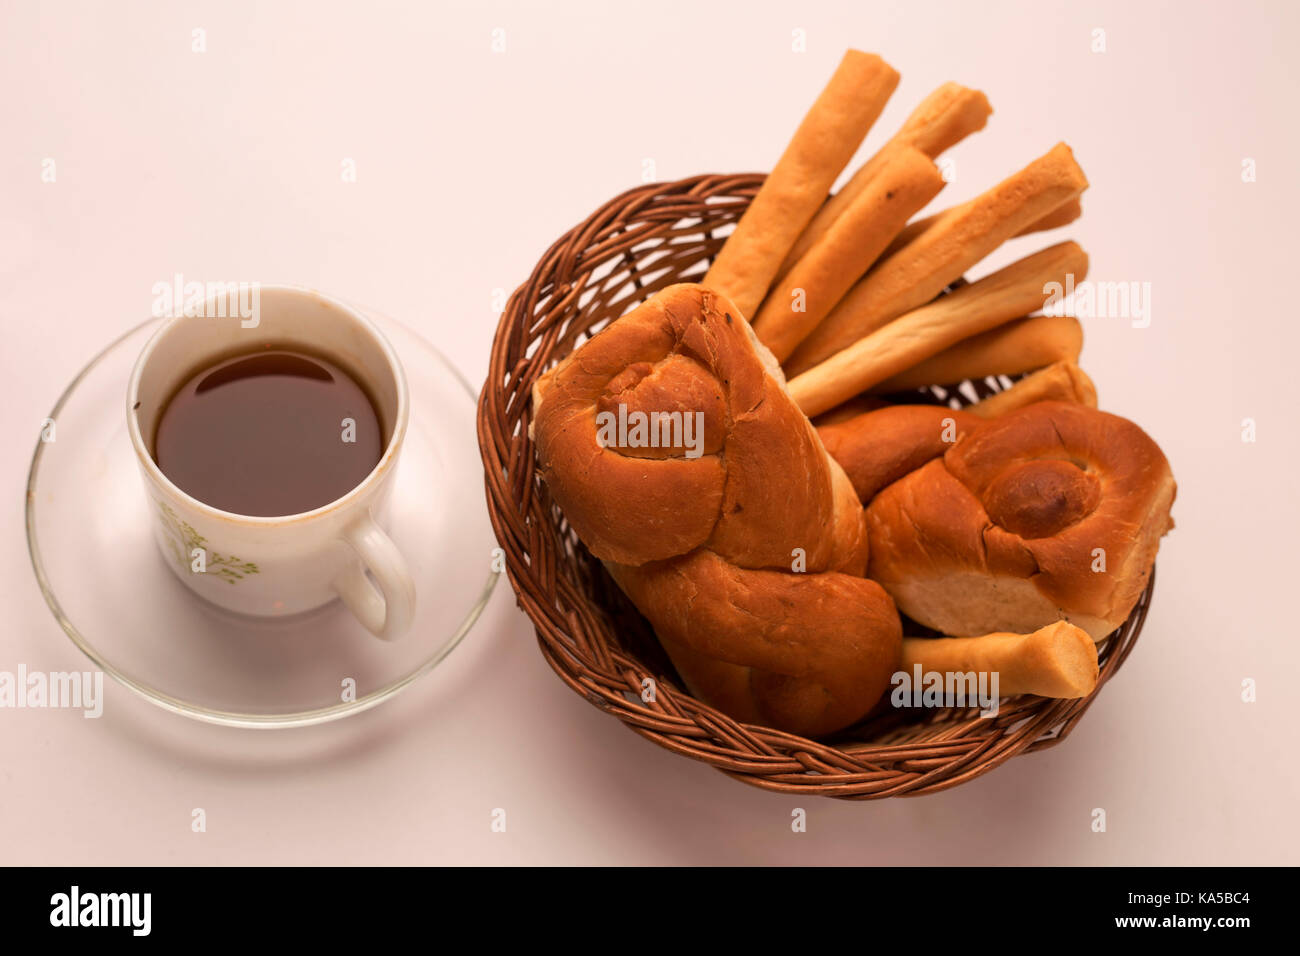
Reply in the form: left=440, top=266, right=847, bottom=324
left=126, top=285, right=416, bottom=641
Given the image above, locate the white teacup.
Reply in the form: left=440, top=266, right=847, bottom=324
left=126, top=285, right=415, bottom=641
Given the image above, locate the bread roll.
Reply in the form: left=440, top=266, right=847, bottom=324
left=859, top=401, right=1175, bottom=640
left=532, top=284, right=902, bottom=736
left=610, top=548, right=900, bottom=737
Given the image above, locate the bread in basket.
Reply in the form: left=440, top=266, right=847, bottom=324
left=477, top=50, right=1172, bottom=798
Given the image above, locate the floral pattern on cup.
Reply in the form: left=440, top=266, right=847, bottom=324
left=155, top=500, right=260, bottom=584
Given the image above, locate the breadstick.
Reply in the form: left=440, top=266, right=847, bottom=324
left=752, top=147, right=945, bottom=362
left=1016, top=198, right=1082, bottom=236
left=869, top=313, right=1083, bottom=393
left=785, top=143, right=1089, bottom=375
left=702, top=50, right=899, bottom=319
left=968, top=361, right=1097, bottom=417
left=901, top=622, right=1099, bottom=698
left=788, top=241, right=1088, bottom=417
left=777, top=83, right=992, bottom=277
left=881, top=196, right=1084, bottom=263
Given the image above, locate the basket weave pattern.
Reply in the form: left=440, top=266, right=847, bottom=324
left=478, top=173, right=1153, bottom=798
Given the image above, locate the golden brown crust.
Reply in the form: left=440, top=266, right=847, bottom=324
left=869, top=313, right=1084, bottom=394
left=786, top=143, right=1089, bottom=375
left=702, top=50, right=899, bottom=319
left=608, top=551, right=901, bottom=738
left=752, top=147, right=945, bottom=362
left=901, top=621, right=1098, bottom=698
left=827, top=455, right=871, bottom=575
left=818, top=405, right=980, bottom=504
left=880, top=197, right=1084, bottom=266
left=778, top=83, right=993, bottom=278
left=534, top=283, right=837, bottom=569
left=811, top=394, right=893, bottom=426
left=787, top=241, right=1089, bottom=417
left=534, top=283, right=902, bottom=735
left=859, top=402, right=1175, bottom=639
left=1014, top=198, right=1083, bottom=236
left=968, top=361, right=1097, bottom=418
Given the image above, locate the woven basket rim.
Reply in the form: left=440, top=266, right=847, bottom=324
left=476, top=171, right=1153, bottom=799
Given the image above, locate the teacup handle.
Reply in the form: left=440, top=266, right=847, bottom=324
left=333, top=513, right=416, bottom=641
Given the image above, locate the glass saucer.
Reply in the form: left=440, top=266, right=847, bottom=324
left=25, top=308, right=498, bottom=727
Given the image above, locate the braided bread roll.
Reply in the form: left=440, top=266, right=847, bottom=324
left=533, top=284, right=901, bottom=737
left=821, top=401, right=1175, bottom=640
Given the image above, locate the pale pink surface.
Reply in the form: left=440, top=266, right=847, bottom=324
left=2, top=0, right=1298, bottom=864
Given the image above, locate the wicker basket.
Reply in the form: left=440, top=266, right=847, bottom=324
left=477, top=173, right=1153, bottom=799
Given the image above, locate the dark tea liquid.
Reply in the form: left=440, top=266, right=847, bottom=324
left=153, top=349, right=384, bottom=516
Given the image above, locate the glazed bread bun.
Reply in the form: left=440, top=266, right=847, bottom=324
left=824, top=401, right=1175, bottom=640
left=532, top=283, right=901, bottom=736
